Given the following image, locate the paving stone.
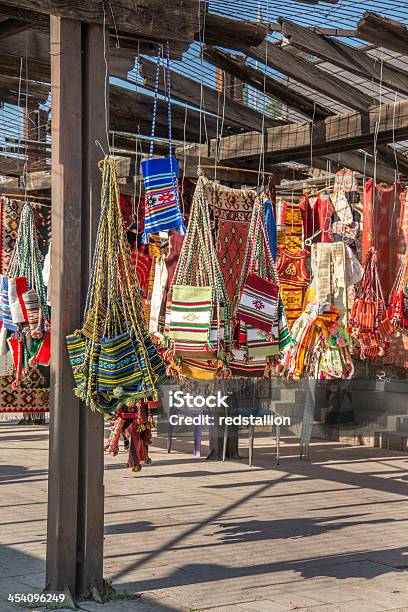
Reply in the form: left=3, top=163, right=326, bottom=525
left=2, top=424, right=408, bottom=611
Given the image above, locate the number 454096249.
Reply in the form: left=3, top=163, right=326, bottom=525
left=8, top=593, right=66, bottom=603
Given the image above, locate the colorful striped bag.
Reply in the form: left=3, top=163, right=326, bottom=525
left=237, top=199, right=280, bottom=332
left=142, top=44, right=185, bottom=243
left=169, top=285, right=213, bottom=343
left=237, top=273, right=279, bottom=333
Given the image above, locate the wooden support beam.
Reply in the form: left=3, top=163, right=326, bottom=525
left=47, top=16, right=105, bottom=600
left=46, top=16, right=82, bottom=597
left=203, top=46, right=331, bottom=120
left=319, top=151, right=401, bottom=185
left=246, top=42, right=373, bottom=113
left=0, top=74, right=49, bottom=105
left=0, top=5, right=48, bottom=29
left=76, top=21, right=105, bottom=597
left=0, top=0, right=203, bottom=40
left=0, top=34, right=136, bottom=83
left=208, top=98, right=408, bottom=163
left=357, top=12, right=408, bottom=56
left=280, top=19, right=408, bottom=97
left=195, top=14, right=267, bottom=52
left=0, top=17, right=30, bottom=38
left=139, top=57, right=285, bottom=132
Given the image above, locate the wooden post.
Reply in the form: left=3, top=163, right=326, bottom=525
left=47, top=16, right=107, bottom=599
left=76, top=21, right=107, bottom=597
left=46, top=16, right=83, bottom=596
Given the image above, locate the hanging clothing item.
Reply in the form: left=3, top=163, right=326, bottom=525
left=330, top=191, right=353, bottom=226
left=149, top=248, right=168, bottom=334
left=264, top=197, right=277, bottom=260
left=299, top=193, right=333, bottom=244
left=159, top=232, right=185, bottom=331
left=333, top=168, right=359, bottom=193
left=310, top=194, right=334, bottom=244
left=277, top=202, right=303, bottom=251
left=131, top=244, right=152, bottom=300
left=397, top=189, right=408, bottom=266
left=277, top=246, right=311, bottom=328
left=311, top=242, right=348, bottom=323
left=362, top=179, right=403, bottom=298
left=277, top=304, right=353, bottom=381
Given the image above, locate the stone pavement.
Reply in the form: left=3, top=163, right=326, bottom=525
left=1, top=423, right=408, bottom=611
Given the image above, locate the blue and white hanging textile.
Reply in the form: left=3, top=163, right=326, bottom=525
left=142, top=43, right=185, bottom=243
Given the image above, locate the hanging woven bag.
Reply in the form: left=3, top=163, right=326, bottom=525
left=141, top=43, right=185, bottom=243
left=236, top=198, right=280, bottom=332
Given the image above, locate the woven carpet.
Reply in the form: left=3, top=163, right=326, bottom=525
left=205, top=181, right=255, bottom=303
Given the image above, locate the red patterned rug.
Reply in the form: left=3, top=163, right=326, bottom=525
left=205, top=181, right=255, bottom=302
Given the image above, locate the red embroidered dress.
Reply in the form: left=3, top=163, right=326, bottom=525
left=277, top=246, right=311, bottom=328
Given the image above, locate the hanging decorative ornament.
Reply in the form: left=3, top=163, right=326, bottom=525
left=66, top=156, right=167, bottom=414
left=141, top=43, right=185, bottom=243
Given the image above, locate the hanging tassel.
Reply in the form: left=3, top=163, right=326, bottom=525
left=29, top=330, right=51, bottom=367
left=8, top=336, right=24, bottom=389
left=104, top=416, right=125, bottom=456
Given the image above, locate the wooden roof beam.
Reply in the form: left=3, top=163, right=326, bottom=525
left=208, top=97, right=408, bottom=163
left=195, top=14, right=267, bottom=52
left=0, top=0, right=203, bottom=40
left=0, top=17, right=31, bottom=38
left=280, top=18, right=408, bottom=96
left=203, top=46, right=331, bottom=121
left=246, top=42, right=373, bottom=114
left=139, top=57, right=286, bottom=133
left=357, top=12, right=408, bottom=56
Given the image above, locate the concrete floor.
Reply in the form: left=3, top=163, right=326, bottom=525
left=1, top=423, right=408, bottom=611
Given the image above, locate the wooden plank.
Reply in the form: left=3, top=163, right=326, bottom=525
left=139, top=57, right=285, bottom=132
left=76, top=21, right=105, bottom=597
left=211, top=98, right=408, bottom=162
left=268, top=23, right=357, bottom=37
left=316, top=151, right=401, bottom=184
left=46, top=15, right=82, bottom=597
left=280, top=19, right=408, bottom=97
left=0, top=17, right=30, bottom=38
left=203, top=46, right=331, bottom=120
left=246, top=42, right=373, bottom=113
left=0, top=0, right=203, bottom=40
left=0, top=4, right=49, bottom=29
left=0, top=31, right=137, bottom=82
left=357, top=12, right=408, bottom=56
left=110, top=85, right=239, bottom=141
left=195, top=14, right=266, bottom=51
